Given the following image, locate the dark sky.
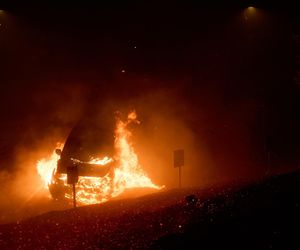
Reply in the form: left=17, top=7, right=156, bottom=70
left=0, top=1, right=300, bottom=179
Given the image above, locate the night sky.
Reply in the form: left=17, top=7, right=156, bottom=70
left=0, top=1, right=300, bottom=182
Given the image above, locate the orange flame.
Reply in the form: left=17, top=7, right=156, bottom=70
left=111, top=112, right=159, bottom=197
left=37, top=143, right=63, bottom=188
left=37, top=111, right=163, bottom=205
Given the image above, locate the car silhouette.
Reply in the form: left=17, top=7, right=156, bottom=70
left=49, top=109, right=116, bottom=200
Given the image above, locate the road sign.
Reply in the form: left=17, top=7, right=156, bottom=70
left=174, top=149, right=184, bottom=168
left=174, top=149, right=184, bottom=188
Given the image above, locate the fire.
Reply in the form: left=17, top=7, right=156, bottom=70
left=37, top=111, right=163, bottom=205
left=87, top=156, right=113, bottom=165
left=111, top=113, right=159, bottom=197
left=37, top=143, right=63, bottom=188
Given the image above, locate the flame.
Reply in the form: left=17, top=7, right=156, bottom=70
left=37, top=143, right=63, bottom=188
left=111, top=112, right=159, bottom=197
left=88, top=156, right=113, bottom=165
left=36, top=111, right=163, bottom=205
left=71, top=156, right=113, bottom=165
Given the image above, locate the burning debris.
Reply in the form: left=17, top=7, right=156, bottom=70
left=37, top=111, right=163, bottom=205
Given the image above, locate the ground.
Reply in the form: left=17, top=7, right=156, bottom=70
left=1, top=171, right=300, bottom=249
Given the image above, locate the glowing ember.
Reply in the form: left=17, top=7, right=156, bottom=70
left=37, top=111, right=163, bottom=205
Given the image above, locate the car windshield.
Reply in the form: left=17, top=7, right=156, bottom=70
left=61, top=112, right=115, bottom=162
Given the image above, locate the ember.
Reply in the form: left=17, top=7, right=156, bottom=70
left=37, top=111, right=163, bottom=205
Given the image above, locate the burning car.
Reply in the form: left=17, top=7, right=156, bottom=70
left=48, top=112, right=116, bottom=201
left=37, top=111, right=162, bottom=205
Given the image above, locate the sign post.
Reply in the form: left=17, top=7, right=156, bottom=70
left=67, top=165, right=79, bottom=208
left=174, top=149, right=184, bottom=188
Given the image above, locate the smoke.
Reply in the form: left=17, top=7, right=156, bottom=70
left=0, top=77, right=264, bottom=223
left=103, top=88, right=217, bottom=189
left=66, top=84, right=262, bottom=189
left=0, top=82, right=88, bottom=223
left=107, top=83, right=265, bottom=189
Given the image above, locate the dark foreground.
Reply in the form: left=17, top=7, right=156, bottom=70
left=1, top=171, right=300, bottom=249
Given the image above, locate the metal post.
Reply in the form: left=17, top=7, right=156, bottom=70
left=179, top=165, right=182, bottom=188
left=72, top=183, right=76, bottom=208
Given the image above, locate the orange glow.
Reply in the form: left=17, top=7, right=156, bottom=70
left=37, top=111, right=163, bottom=205
left=37, top=142, right=63, bottom=188
left=87, top=156, right=113, bottom=165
